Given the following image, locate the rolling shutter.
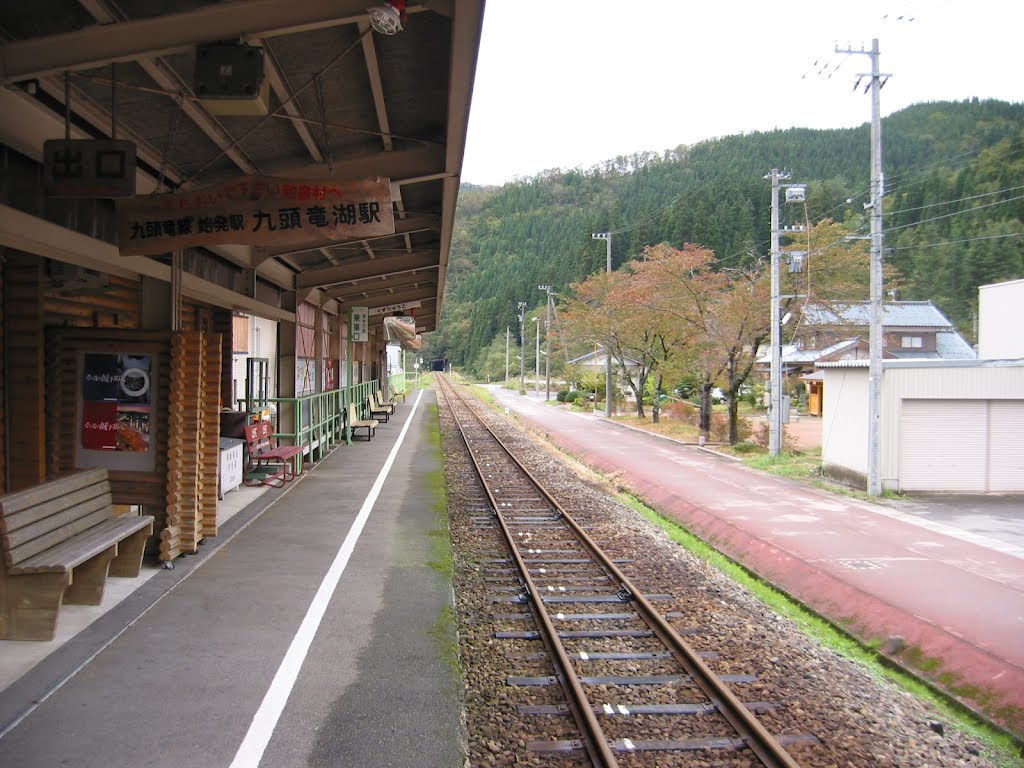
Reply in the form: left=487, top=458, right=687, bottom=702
left=899, top=400, right=987, bottom=492
left=989, top=400, right=1024, bottom=492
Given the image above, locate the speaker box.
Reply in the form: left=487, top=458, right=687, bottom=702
left=195, top=43, right=270, bottom=116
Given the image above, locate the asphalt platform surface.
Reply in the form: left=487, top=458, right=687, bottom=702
left=0, top=389, right=462, bottom=768
left=488, top=386, right=1024, bottom=729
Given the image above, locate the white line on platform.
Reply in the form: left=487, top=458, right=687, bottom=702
left=229, top=389, right=424, bottom=768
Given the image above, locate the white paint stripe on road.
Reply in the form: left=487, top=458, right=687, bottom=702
left=230, top=389, right=424, bottom=768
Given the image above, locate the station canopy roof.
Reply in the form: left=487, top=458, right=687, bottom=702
left=0, top=0, right=485, bottom=332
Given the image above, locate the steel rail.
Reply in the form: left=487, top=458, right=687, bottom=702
left=440, top=376, right=802, bottom=768
left=438, top=377, right=619, bottom=767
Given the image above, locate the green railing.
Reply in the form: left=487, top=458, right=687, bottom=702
left=387, top=371, right=407, bottom=398
left=236, top=380, right=387, bottom=458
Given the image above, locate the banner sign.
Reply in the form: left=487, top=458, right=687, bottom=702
left=116, top=175, right=394, bottom=255
left=349, top=306, right=368, bottom=342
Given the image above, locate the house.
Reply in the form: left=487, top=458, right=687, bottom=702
left=568, top=349, right=642, bottom=376
left=757, top=300, right=975, bottom=416
left=818, top=284, right=1024, bottom=493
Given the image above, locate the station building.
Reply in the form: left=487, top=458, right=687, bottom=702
left=0, top=1, right=484, bottom=565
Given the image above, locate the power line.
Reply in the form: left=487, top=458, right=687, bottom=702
left=885, top=193, right=1024, bottom=234
left=888, top=231, right=1024, bottom=251
left=885, top=184, right=1024, bottom=217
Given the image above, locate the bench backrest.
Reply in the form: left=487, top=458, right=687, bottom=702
left=244, top=421, right=275, bottom=453
left=0, top=468, right=114, bottom=568
left=347, top=402, right=360, bottom=424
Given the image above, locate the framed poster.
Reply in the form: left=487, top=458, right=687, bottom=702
left=76, top=351, right=157, bottom=471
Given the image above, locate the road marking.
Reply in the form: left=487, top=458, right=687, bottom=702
left=230, top=389, right=424, bottom=768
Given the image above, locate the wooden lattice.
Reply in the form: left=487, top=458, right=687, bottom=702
left=163, top=331, right=205, bottom=560
left=201, top=333, right=222, bottom=537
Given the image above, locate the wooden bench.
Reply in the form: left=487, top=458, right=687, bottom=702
left=388, top=384, right=407, bottom=404
left=368, top=391, right=391, bottom=423
left=0, top=468, right=154, bottom=641
left=374, top=388, right=397, bottom=415
left=347, top=402, right=379, bottom=441
left=243, top=421, right=304, bottom=487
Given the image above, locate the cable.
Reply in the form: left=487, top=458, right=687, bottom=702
left=885, top=193, right=1024, bottom=234
left=888, top=232, right=1024, bottom=252
left=886, top=184, right=1024, bottom=217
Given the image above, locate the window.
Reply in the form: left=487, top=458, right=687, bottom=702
left=901, top=336, right=923, bottom=349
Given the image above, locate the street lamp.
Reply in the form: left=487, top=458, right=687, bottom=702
left=591, top=232, right=613, bottom=417
left=538, top=285, right=553, bottom=401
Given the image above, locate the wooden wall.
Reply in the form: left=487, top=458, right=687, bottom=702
left=3, top=253, right=46, bottom=491
left=46, top=328, right=171, bottom=531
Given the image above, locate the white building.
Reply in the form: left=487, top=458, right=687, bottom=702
left=978, top=279, right=1024, bottom=359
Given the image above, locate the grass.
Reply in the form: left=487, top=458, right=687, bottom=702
left=618, top=492, right=1024, bottom=764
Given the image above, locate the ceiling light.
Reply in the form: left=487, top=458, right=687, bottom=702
left=368, top=1, right=407, bottom=35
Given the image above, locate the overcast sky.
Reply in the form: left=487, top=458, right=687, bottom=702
left=461, top=0, right=1023, bottom=186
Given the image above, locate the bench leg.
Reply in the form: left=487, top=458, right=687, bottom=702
left=110, top=526, right=153, bottom=578
left=64, top=546, right=116, bottom=605
left=0, top=572, right=70, bottom=641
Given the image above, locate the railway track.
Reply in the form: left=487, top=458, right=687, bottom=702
left=438, top=375, right=815, bottom=767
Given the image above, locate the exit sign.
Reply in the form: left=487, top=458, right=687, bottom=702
left=44, top=139, right=136, bottom=198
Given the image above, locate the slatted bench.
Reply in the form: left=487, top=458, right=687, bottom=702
left=0, top=468, right=154, bottom=641
left=368, top=391, right=391, bottom=423
left=347, top=402, right=379, bottom=441
left=243, top=421, right=304, bottom=487
left=374, top=389, right=396, bottom=415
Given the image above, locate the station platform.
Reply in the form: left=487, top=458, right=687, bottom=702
left=488, top=386, right=1024, bottom=733
left=0, top=388, right=462, bottom=768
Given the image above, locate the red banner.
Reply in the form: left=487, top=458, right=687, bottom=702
left=116, top=175, right=394, bottom=256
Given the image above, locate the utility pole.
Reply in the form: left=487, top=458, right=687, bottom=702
left=533, top=317, right=540, bottom=396
left=838, top=38, right=888, bottom=496
left=766, top=169, right=787, bottom=456
left=765, top=170, right=807, bottom=456
left=517, top=301, right=527, bottom=394
left=539, top=285, right=552, bottom=401
left=591, top=232, right=613, bottom=417
left=505, top=325, right=510, bottom=385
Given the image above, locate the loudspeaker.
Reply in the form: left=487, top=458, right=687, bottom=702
left=194, top=43, right=271, bottom=115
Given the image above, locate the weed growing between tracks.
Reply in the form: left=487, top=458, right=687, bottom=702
left=618, top=492, right=1024, bottom=765
left=423, top=403, right=463, bottom=699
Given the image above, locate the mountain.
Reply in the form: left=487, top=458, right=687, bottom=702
left=429, top=99, right=1024, bottom=371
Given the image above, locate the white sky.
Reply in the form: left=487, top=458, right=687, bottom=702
left=461, top=0, right=1023, bottom=186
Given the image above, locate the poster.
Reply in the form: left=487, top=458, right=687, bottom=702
left=81, top=353, right=152, bottom=453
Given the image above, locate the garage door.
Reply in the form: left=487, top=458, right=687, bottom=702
left=899, top=399, right=1024, bottom=492
left=989, top=400, right=1024, bottom=492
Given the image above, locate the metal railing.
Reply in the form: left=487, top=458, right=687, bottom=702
left=236, top=380, right=387, bottom=458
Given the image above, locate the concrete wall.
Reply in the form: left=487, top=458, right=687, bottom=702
left=978, top=279, right=1024, bottom=359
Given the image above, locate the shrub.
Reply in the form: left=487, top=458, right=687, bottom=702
left=564, top=390, right=581, bottom=404
left=732, top=441, right=759, bottom=454
left=556, top=390, right=569, bottom=402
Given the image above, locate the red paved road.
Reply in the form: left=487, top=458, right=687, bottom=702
left=489, top=388, right=1024, bottom=731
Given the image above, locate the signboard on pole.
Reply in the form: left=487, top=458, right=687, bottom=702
left=349, top=306, right=368, bottom=343
left=116, top=175, right=394, bottom=255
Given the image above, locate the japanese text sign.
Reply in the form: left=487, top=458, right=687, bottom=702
left=116, top=175, right=394, bottom=255
left=349, top=306, right=368, bottom=343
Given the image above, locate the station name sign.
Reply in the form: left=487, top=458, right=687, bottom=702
left=370, top=300, right=421, bottom=316
left=116, top=175, right=394, bottom=256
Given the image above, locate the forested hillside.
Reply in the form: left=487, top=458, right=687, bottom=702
left=427, top=99, right=1024, bottom=371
